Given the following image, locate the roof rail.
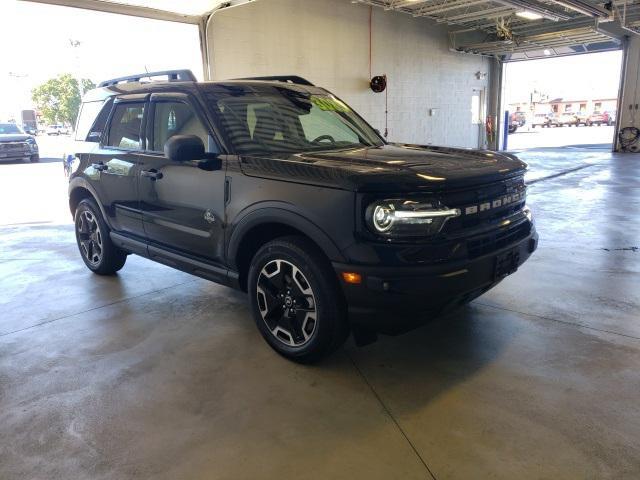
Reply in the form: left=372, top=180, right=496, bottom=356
left=234, top=75, right=315, bottom=86
left=98, top=69, right=196, bottom=88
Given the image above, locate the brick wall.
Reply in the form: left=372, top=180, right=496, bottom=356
left=207, top=0, right=490, bottom=148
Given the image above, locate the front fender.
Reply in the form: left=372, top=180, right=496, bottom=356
left=226, top=205, right=347, bottom=269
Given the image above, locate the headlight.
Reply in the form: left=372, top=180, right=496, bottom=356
left=366, top=199, right=460, bottom=238
left=26, top=137, right=35, bottom=144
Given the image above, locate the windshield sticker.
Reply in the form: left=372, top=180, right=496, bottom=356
left=310, top=96, right=350, bottom=112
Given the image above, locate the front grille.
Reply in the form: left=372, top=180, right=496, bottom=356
left=467, top=221, right=531, bottom=259
left=440, top=175, right=527, bottom=235
left=0, top=142, right=29, bottom=156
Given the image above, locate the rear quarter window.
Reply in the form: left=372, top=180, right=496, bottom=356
left=75, top=99, right=113, bottom=141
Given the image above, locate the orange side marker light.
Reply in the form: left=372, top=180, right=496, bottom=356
left=342, top=272, right=362, bottom=285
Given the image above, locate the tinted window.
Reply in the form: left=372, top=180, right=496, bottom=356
left=107, top=103, right=145, bottom=150
left=206, top=87, right=382, bottom=155
left=153, top=101, right=208, bottom=152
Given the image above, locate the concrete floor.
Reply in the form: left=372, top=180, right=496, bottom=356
left=1, top=147, right=639, bottom=479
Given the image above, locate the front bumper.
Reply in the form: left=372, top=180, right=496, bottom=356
left=333, top=226, right=538, bottom=334
left=0, top=154, right=31, bottom=162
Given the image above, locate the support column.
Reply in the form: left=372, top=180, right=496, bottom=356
left=616, top=36, right=640, bottom=152
left=487, top=57, right=503, bottom=151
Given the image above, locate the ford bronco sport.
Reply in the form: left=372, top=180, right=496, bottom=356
left=68, top=70, right=537, bottom=362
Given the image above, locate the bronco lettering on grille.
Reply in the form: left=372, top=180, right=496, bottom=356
left=463, top=191, right=525, bottom=216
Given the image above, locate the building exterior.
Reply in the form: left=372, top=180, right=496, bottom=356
left=539, top=98, right=617, bottom=114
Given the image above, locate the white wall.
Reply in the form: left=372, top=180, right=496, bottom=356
left=206, top=0, right=491, bottom=149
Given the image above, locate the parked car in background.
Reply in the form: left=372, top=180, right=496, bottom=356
left=511, top=111, right=526, bottom=127
left=46, top=124, right=69, bottom=135
left=46, top=124, right=62, bottom=135
left=574, top=111, right=589, bottom=126
left=0, top=123, right=39, bottom=162
left=557, top=112, right=579, bottom=127
left=587, top=111, right=613, bottom=126
left=531, top=113, right=551, bottom=128
left=546, top=113, right=561, bottom=127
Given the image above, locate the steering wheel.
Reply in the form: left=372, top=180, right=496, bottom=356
left=311, top=134, right=336, bottom=144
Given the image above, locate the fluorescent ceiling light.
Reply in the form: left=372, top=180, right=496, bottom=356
left=496, top=0, right=569, bottom=21
left=516, top=10, right=544, bottom=19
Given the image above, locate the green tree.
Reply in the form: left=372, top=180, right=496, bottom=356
left=31, top=74, right=96, bottom=126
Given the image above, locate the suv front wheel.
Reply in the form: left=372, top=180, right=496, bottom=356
left=248, top=236, right=349, bottom=363
left=74, top=198, right=127, bottom=275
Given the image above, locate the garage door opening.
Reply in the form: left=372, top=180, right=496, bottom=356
left=0, top=1, right=203, bottom=225
left=501, top=51, right=623, bottom=152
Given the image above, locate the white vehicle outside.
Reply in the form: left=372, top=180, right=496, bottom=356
left=46, top=124, right=69, bottom=135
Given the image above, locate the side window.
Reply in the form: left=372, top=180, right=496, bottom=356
left=153, top=101, right=208, bottom=152
left=107, top=102, right=145, bottom=150
left=75, top=101, right=103, bottom=141
left=75, top=98, right=113, bottom=141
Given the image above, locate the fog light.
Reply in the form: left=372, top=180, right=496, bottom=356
left=342, top=272, right=362, bottom=285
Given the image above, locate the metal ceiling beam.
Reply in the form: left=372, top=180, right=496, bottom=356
left=439, top=5, right=515, bottom=22
left=418, top=0, right=490, bottom=15
left=18, top=0, right=201, bottom=24
left=493, top=0, right=571, bottom=21
left=548, top=0, right=612, bottom=18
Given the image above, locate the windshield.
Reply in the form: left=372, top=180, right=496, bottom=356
left=0, top=123, right=23, bottom=134
left=205, top=85, right=384, bottom=155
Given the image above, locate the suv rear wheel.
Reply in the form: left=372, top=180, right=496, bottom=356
left=248, top=236, right=349, bottom=363
left=74, top=198, right=127, bottom=275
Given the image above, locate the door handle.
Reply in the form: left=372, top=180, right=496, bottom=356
left=141, top=169, right=163, bottom=181
left=92, top=162, right=108, bottom=172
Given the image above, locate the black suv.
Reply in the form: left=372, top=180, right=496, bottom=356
left=68, top=70, right=537, bottom=362
left=0, top=123, right=39, bottom=163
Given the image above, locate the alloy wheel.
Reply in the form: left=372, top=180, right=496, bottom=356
left=77, top=210, right=103, bottom=266
left=256, top=259, right=317, bottom=347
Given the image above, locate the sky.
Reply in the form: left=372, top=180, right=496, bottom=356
left=504, top=50, right=623, bottom=104
left=0, top=0, right=203, bottom=119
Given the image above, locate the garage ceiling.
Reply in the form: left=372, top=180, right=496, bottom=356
left=19, top=0, right=241, bottom=23
left=22, top=0, right=628, bottom=60
left=354, top=0, right=625, bottom=60
left=93, top=0, right=229, bottom=15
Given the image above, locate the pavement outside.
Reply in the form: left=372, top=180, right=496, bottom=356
left=0, top=136, right=639, bottom=479
left=506, top=123, right=615, bottom=150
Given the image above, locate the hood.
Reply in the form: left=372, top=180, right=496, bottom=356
left=239, top=143, right=527, bottom=192
left=0, top=134, right=32, bottom=142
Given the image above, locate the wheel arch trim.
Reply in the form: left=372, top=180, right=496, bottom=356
left=227, top=206, right=347, bottom=270
left=68, top=177, right=112, bottom=229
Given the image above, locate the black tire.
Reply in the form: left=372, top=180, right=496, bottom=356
left=30, top=155, right=39, bottom=163
left=248, top=236, right=349, bottom=363
left=74, top=198, right=127, bottom=275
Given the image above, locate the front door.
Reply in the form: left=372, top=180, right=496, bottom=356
left=138, top=94, right=226, bottom=264
left=88, top=98, right=147, bottom=239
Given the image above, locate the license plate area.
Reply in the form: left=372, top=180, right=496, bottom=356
left=494, top=249, right=520, bottom=280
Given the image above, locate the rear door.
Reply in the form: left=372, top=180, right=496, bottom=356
left=88, top=95, right=148, bottom=238
left=138, top=92, right=226, bottom=264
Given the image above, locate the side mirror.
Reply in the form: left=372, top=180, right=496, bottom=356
left=164, top=135, right=205, bottom=162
